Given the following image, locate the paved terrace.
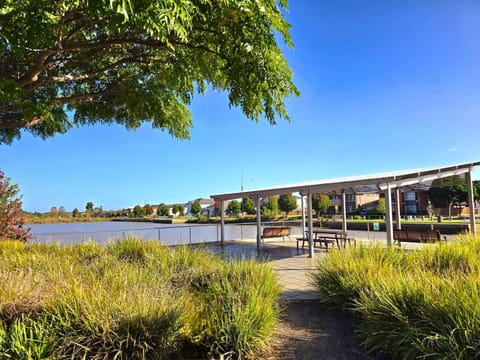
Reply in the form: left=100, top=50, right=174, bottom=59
left=206, top=233, right=460, bottom=301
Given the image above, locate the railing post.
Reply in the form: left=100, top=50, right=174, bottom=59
left=189, top=227, right=192, bottom=244
left=83, top=232, right=86, bottom=242
left=158, top=229, right=161, bottom=241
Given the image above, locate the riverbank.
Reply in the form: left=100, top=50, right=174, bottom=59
left=25, top=215, right=110, bottom=224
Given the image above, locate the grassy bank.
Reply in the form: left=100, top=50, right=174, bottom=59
left=311, top=234, right=480, bottom=359
left=0, top=238, right=281, bottom=359
left=25, top=215, right=111, bottom=224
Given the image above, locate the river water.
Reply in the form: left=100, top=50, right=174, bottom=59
left=27, top=221, right=263, bottom=246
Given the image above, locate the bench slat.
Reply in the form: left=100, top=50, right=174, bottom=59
left=394, top=229, right=445, bottom=246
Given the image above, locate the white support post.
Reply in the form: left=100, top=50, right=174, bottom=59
left=308, top=190, right=314, bottom=258
left=396, top=188, right=402, bottom=230
left=256, top=195, right=262, bottom=251
left=301, top=194, right=306, bottom=237
left=220, top=200, right=225, bottom=246
left=342, top=191, right=347, bottom=232
left=466, top=170, right=477, bottom=236
left=385, top=184, right=394, bottom=246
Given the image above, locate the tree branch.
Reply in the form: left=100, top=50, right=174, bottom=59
left=54, top=91, right=105, bottom=105
left=0, top=115, right=44, bottom=129
left=18, top=50, right=56, bottom=87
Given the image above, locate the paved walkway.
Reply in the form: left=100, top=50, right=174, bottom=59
left=207, top=234, right=456, bottom=301
left=208, top=238, right=329, bottom=301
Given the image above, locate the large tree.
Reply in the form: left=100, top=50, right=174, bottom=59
left=0, top=170, right=29, bottom=241
left=0, top=0, right=298, bottom=144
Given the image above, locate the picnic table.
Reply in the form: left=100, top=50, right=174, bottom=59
left=296, top=228, right=355, bottom=251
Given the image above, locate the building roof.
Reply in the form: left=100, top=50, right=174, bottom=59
left=211, top=161, right=480, bottom=201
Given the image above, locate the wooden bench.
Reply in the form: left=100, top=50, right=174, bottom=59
left=393, top=229, right=447, bottom=247
left=261, top=226, right=290, bottom=243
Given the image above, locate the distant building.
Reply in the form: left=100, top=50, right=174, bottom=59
left=396, top=190, right=429, bottom=215
left=328, top=190, right=429, bottom=215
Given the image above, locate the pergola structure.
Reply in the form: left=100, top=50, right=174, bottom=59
left=211, top=161, right=480, bottom=258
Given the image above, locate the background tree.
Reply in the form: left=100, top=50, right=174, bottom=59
left=427, top=176, right=476, bottom=219
left=49, top=206, right=58, bottom=217
left=190, top=200, right=202, bottom=217
left=241, top=197, right=256, bottom=215
left=132, top=205, right=144, bottom=217
left=142, top=204, right=154, bottom=216
left=376, top=198, right=386, bottom=215
left=157, top=203, right=169, bottom=217
left=312, top=193, right=330, bottom=217
left=172, top=204, right=185, bottom=217
left=0, top=170, right=29, bottom=241
left=72, top=208, right=79, bottom=218
left=58, top=206, right=67, bottom=217
left=227, top=200, right=241, bottom=216
left=262, top=197, right=279, bottom=218
left=85, top=202, right=94, bottom=216
left=0, top=0, right=298, bottom=144
left=278, top=193, right=297, bottom=218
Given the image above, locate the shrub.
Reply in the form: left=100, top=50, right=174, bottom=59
left=0, top=170, right=29, bottom=241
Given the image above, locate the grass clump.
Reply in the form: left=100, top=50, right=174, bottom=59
left=0, top=238, right=281, bottom=359
left=312, top=234, right=480, bottom=359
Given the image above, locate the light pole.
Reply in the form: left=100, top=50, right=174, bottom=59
left=240, top=171, right=253, bottom=192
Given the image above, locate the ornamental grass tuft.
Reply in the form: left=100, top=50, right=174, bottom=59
left=0, top=238, right=281, bottom=359
left=312, top=234, right=480, bottom=360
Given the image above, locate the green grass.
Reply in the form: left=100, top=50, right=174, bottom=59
left=311, top=234, right=480, bottom=359
left=0, top=238, right=281, bottom=359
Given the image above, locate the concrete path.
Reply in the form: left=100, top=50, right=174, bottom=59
left=207, top=233, right=459, bottom=301
left=208, top=238, right=327, bottom=301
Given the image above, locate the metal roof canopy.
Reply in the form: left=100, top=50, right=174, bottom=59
left=211, top=161, right=480, bottom=257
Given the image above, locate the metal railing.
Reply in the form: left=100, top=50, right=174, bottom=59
left=29, top=221, right=303, bottom=246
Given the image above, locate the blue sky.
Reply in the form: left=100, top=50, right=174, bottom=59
left=1, top=0, right=480, bottom=212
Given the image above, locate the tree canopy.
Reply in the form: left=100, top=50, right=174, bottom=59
left=190, top=200, right=202, bottom=216
left=312, top=193, right=330, bottom=217
left=0, top=0, right=298, bottom=144
left=427, top=176, right=478, bottom=208
left=157, top=203, right=169, bottom=216
left=278, top=193, right=297, bottom=216
left=227, top=199, right=241, bottom=216
left=241, top=197, right=256, bottom=215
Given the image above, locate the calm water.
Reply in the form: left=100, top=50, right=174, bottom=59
left=27, top=221, right=261, bottom=246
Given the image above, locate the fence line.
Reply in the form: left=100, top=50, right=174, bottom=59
left=29, top=221, right=303, bottom=246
